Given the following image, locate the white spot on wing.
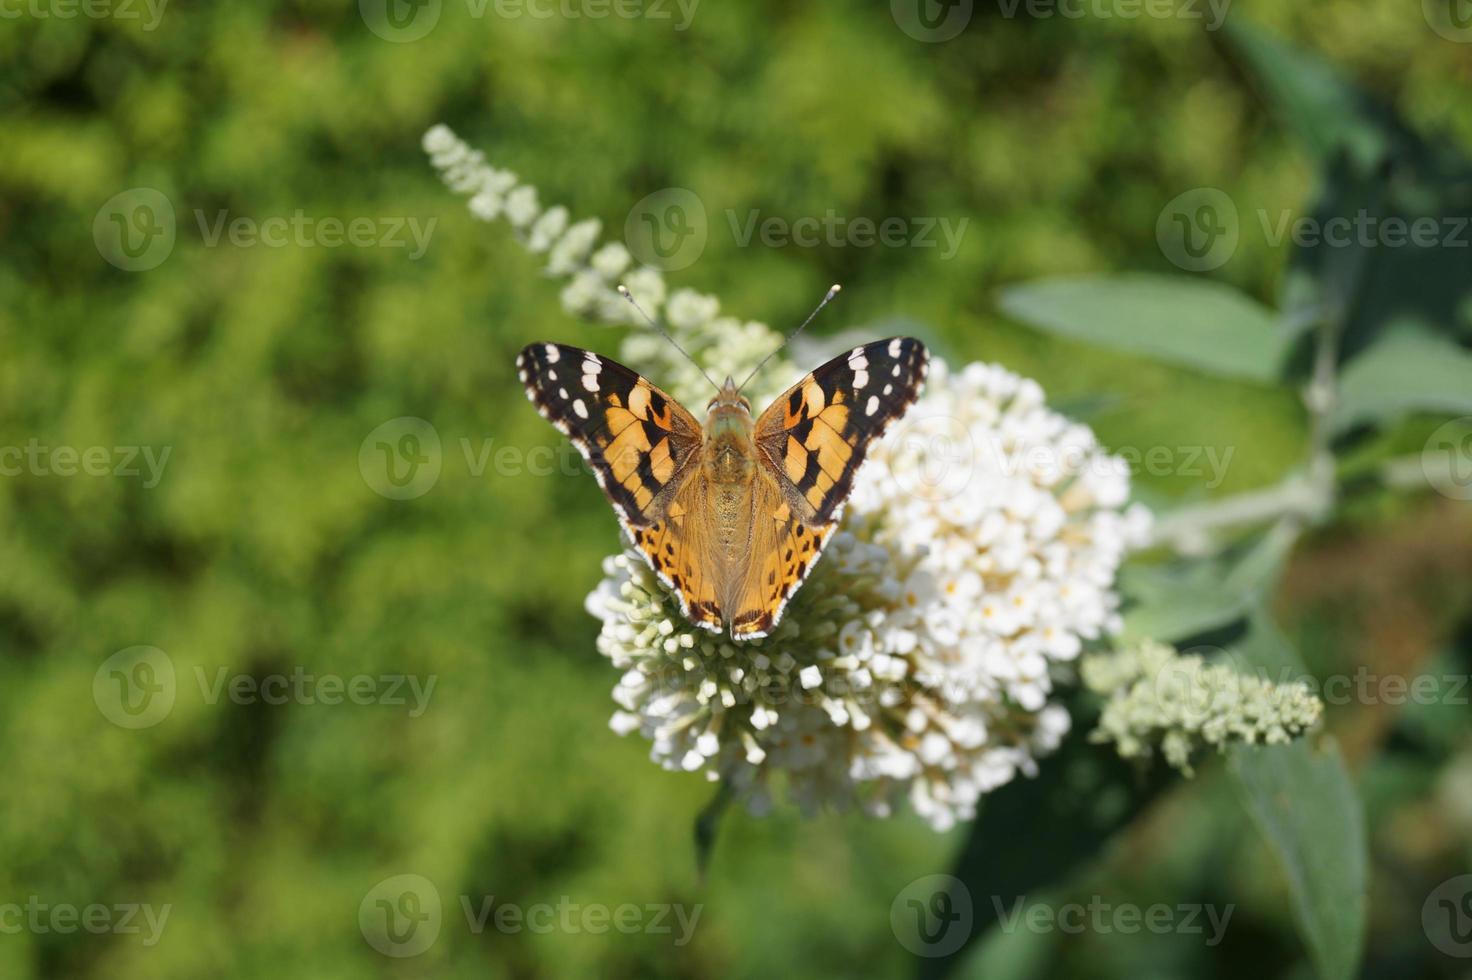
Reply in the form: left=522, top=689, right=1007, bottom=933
left=558, top=387, right=568, bottom=399
left=865, top=395, right=879, bottom=415
left=544, top=344, right=560, bottom=363
left=573, top=399, right=589, bottom=419
left=888, top=338, right=902, bottom=356
left=582, top=373, right=600, bottom=391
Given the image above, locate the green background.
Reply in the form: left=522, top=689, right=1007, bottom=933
left=2, top=1, right=1470, bottom=976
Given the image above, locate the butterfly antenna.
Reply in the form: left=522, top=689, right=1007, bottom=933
left=616, top=284, right=721, bottom=393
left=737, top=283, right=841, bottom=392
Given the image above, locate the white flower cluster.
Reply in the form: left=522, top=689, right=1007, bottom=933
left=1082, top=640, right=1324, bottom=776
left=425, top=124, right=1151, bottom=830
left=587, top=359, right=1151, bottom=830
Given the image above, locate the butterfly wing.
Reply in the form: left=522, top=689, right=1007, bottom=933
left=517, top=343, right=702, bottom=526
left=725, top=472, right=838, bottom=640
left=753, top=337, right=929, bottom=524
left=725, top=337, right=929, bottom=640
left=626, top=473, right=727, bottom=633
left=517, top=343, right=723, bottom=632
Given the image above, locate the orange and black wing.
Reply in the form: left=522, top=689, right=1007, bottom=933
left=517, top=343, right=702, bottom=526
left=731, top=337, right=928, bottom=639
left=518, top=343, right=724, bottom=632
left=753, top=337, right=929, bottom=524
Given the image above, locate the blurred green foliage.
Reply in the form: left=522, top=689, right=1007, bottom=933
left=1, top=1, right=1470, bottom=977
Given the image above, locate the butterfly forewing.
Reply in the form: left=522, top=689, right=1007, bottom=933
left=517, top=343, right=702, bottom=526
left=753, top=337, right=929, bottom=524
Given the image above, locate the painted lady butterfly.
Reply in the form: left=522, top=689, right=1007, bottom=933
left=517, top=335, right=928, bottom=640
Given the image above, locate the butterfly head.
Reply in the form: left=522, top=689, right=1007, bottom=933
left=707, top=375, right=753, bottom=416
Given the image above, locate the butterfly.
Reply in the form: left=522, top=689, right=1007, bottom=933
left=516, top=336, right=929, bottom=640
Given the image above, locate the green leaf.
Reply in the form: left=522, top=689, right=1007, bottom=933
left=1221, top=20, right=1415, bottom=167
left=1333, top=328, right=1472, bottom=433
left=1122, top=528, right=1296, bottom=644
left=1229, top=619, right=1368, bottom=980
left=998, top=275, right=1290, bottom=383
left=1226, top=21, right=1472, bottom=362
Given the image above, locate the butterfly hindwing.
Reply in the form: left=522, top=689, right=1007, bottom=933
left=753, top=337, right=929, bottom=524
left=516, top=343, right=702, bottom=526
left=726, top=473, right=838, bottom=640
left=626, top=474, right=726, bottom=634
